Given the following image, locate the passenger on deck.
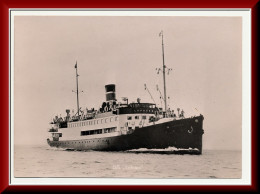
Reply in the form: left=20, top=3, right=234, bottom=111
left=181, top=109, right=185, bottom=118
left=171, top=110, right=174, bottom=117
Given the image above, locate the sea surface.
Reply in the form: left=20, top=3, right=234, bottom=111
left=14, top=145, right=241, bottom=178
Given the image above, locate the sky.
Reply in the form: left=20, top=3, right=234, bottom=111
left=13, top=15, right=243, bottom=150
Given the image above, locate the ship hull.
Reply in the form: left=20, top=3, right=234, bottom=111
left=47, top=115, right=204, bottom=154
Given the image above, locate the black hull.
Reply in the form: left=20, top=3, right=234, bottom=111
left=47, top=115, right=204, bottom=154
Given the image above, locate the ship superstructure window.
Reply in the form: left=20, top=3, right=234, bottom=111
left=69, top=116, right=118, bottom=128
left=104, top=127, right=116, bottom=133
left=142, top=116, right=146, bottom=119
left=127, top=116, right=132, bottom=120
left=135, top=116, right=139, bottom=120
left=81, top=127, right=116, bottom=136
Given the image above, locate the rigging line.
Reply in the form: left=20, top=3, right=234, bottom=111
left=144, top=84, right=156, bottom=104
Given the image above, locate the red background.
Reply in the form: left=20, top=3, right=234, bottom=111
left=0, top=0, right=258, bottom=192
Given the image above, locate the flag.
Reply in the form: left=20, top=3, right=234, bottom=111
left=75, top=61, right=77, bottom=69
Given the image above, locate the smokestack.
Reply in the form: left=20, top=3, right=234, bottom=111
left=105, top=84, right=116, bottom=101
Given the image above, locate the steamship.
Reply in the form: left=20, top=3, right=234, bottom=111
left=47, top=31, right=204, bottom=154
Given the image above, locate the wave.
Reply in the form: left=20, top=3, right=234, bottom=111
left=125, top=147, right=200, bottom=154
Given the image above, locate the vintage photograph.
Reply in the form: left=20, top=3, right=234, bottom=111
left=12, top=10, right=246, bottom=182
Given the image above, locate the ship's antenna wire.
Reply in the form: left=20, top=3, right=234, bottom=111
left=156, top=84, right=163, bottom=108
left=144, top=84, right=156, bottom=104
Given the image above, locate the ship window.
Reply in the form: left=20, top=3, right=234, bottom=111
left=105, top=118, right=108, bottom=123
left=97, top=120, right=99, bottom=124
left=110, top=118, right=113, bottom=122
left=127, top=116, right=132, bottom=120
left=101, top=119, right=103, bottom=123
left=142, top=116, right=146, bottom=119
left=135, top=116, right=139, bottom=120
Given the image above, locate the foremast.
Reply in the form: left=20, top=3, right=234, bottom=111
left=157, top=31, right=172, bottom=115
left=74, top=61, right=80, bottom=116
left=160, top=31, right=167, bottom=113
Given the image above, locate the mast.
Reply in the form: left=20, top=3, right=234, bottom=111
left=160, top=31, right=167, bottom=112
left=75, top=61, right=80, bottom=116
left=157, top=31, right=172, bottom=115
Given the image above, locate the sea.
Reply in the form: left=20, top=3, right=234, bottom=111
left=13, top=145, right=241, bottom=179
